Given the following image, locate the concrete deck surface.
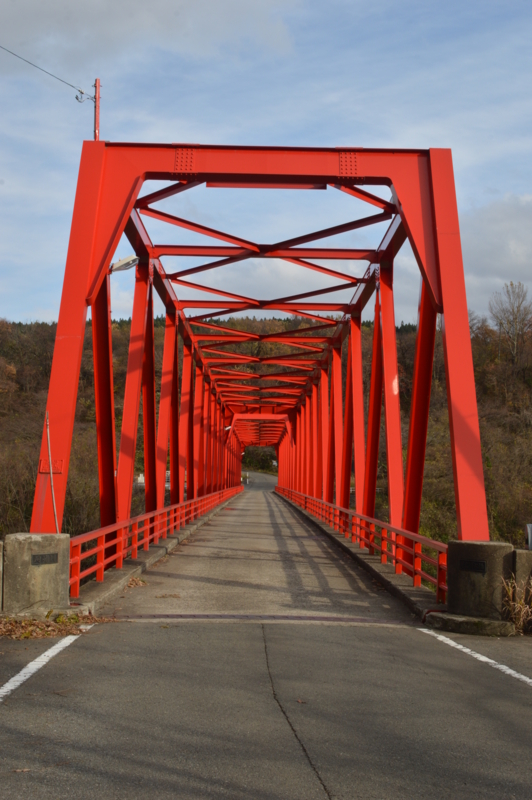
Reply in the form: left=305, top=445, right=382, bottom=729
left=1, top=478, right=531, bottom=799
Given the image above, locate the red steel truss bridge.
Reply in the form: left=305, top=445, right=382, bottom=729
left=30, top=142, right=490, bottom=600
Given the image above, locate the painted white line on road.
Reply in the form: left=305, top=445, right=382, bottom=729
left=420, top=629, right=532, bottom=687
left=0, top=627, right=93, bottom=703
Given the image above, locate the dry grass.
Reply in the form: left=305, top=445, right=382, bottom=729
left=0, top=613, right=117, bottom=640
left=502, top=577, right=532, bottom=634
left=127, top=576, right=147, bottom=588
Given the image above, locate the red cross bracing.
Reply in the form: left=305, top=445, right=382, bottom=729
left=30, top=142, right=490, bottom=542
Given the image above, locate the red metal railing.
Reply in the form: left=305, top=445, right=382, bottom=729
left=69, top=486, right=243, bottom=599
left=276, top=487, right=447, bottom=603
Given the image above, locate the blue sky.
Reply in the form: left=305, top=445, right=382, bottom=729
left=0, top=0, right=531, bottom=324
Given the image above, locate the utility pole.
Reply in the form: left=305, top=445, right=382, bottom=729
left=94, top=78, right=100, bottom=141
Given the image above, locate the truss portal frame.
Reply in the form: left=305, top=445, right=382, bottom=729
left=31, top=142, right=489, bottom=542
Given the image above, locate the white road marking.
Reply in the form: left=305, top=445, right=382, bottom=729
left=0, top=627, right=93, bottom=703
left=420, top=628, right=532, bottom=687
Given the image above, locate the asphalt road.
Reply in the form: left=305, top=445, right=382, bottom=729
left=242, top=470, right=278, bottom=491
left=1, top=483, right=531, bottom=799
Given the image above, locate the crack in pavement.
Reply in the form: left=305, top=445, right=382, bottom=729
left=261, top=624, right=333, bottom=800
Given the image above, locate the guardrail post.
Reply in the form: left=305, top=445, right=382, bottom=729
left=96, top=534, right=105, bottom=581
left=143, top=519, right=150, bottom=551
left=413, top=541, right=422, bottom=586
left=116, top=527, right=124, bottom=569
left=369, top=522, right=375, bottom=555
left=395, top=533, right=403, bottom=574
left=132, top=522, right=138, bottom=559
left=70, top=541, right=81, bottom=599
left=381, top=526, right=388, bottom=564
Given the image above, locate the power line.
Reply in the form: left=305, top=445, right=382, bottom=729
left=0, top=43, right=94, bottom=102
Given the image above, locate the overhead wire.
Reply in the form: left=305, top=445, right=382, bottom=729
left=0, top=43, right=94, bottom=102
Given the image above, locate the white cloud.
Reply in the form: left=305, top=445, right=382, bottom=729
left=1, top=1, right=531, bottom=321
left=461, top=194, right=532, bottom=316
left=1, top=0, right=297, bottom=72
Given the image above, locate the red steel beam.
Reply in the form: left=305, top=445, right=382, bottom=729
left=91, top=274, right=117, bottom=526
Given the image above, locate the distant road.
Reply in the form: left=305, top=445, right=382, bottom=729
left=243, top=470, right=278, bottom=491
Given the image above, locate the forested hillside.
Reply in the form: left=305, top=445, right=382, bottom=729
left=1, top=283, right=531, bottom=546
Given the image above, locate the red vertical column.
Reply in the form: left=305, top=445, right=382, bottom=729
left=318, top=365, right=328, bottom=500
left=362, top=291, right=383, bottom=520
left=221, top=405, right=225, bottom=490
left=206, top=390, right=214, bottom=494
left=302, top=402, right=308, bottom=494
left=306, top=394, right=313, bottom=496
left=287, top=413, right=294, bottom=490
left=201, top=379, right=210, bottom=496
left=169, top=330, right=180, bottom=505
left=209, top=392, right=214, bottom=492
left=299, top=406, right=304, bottom=493
left=324, top=361, right=335, bottom=505
left=288, top=433, right=293, bottom=489
left=92, top=273, right=117, bottom=526
left=380, top=264, right=404, bottom=528
left=311, top=382, right=319, bottom=498
left=142, top=283, right=157, bottom=513
left=285, top=425, right=289, bottom=489
left=156, top=312, right=176, bottom=510
left=332, top=346, right=343, bottom=507
left=209, top=393, right=215, bottom=491
left=403, top=280, right=437, bottom=533
left=222, top=407, right=228, bottom=489
left=115, top=268, right=150, bottom=522
left=223, top=410, right=230, bottom=489
left=215, top=402, right=221, bottom=491
left=193, top=365, right=204, bottom=498
left=430, top=149, right=489, bottom=541
left=178, top=341, right=194, bottom=502
left=295, top=409, right=301, bottom=492
left=339, top=335, right=353, bottom=511
left=210, top=400, right=218, bottom=492
left=351, top=317, right=366, bottom=517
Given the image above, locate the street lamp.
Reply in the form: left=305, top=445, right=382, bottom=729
left=110, top=255, right=139, bottom=273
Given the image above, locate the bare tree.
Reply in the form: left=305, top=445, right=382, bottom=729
left=489, top=281, right=532, bottom=365
left=469, top=309, right=488, bottom=336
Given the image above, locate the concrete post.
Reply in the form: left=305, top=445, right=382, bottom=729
left=513, top=549, right=532, bottom=602
left=447, top=541, right=513, bottom=620
left=3, top=533, right=70, bottom=616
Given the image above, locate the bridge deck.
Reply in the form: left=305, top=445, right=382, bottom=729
left=105, top=476, right=411, bottom=627
left=1, top=478, right=532, bottom=799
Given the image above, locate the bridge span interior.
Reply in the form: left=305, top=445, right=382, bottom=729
left=31, top=143, right=489, bottom=545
